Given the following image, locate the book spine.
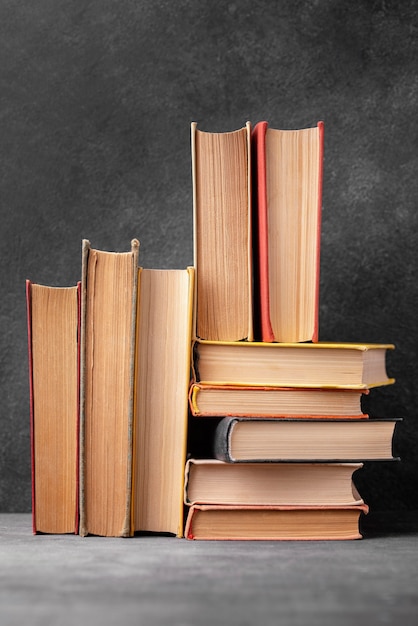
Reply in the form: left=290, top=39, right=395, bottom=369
left=78, top=239, right=90, bottom=537
left=213, top=417, right=237, bottom=462
left=25, top=280, right=36, bottom=534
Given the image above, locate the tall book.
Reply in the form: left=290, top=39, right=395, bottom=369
left=26, top=280, right=80, bottom=534
left=191, top=122, right=253, bottom=342
left=252, top=121, right=324, bottom=342
left=133, top=267, right=194, bottom=537
left=79, top=239, right=140, bottom=537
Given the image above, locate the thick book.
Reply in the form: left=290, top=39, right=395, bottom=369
left=213, top=417, right=400, bottom=463
left=79, top=239, right=140, bottom=537
left=26, top=280, right=80, bottom=534
left=193, top=340, right=395, bottom=389
left=133, top=267, right=194, bottom=537
left=252, top=121, right=324, bottom=343
left=184, top=459, right=364, bottom=506
left=189, top=383, right=369, bottom=418
left=184, top=503, right=369, bottom=540
left=191, top=122, right=253, bottom=342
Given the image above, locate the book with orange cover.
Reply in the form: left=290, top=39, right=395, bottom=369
left=26, top=280, right=80, bottom=534
left=184, top=503, right=369, bottom=541
left=252, top=121, right=324, bottom=342
left=79, top=239, right=140, bottom=537
left=192, top=340, right=395, bottom=389
left=133, top=267, right=194, bottom=537
left=191, top=122, right=253, bottom=342
left=189, top=383, right=369, bottom=418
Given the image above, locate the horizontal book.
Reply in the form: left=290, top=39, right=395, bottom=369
left=184, top=459, right=364, bottom=506
left=214, top=417, right=400, bottom=463
left=191, top=122, right=253, bottom=342
left=26, top=280, right=80, bottom=534
left=133, top=267, right=194, bottom=537
left=189, top=383, right=369, bottom=418
left=193, top=340, right=395, bottom=389
left=252, top=121, right=324, bottom=343
left=184, top=503, right=369, bottom=540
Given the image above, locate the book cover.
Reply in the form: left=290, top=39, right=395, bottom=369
left=26, top=280, right=80, bottom=534
left=79, top=239, right=140, bottom=537
left=252, top=121, right=324, bottom=343
left=133, top=267, right=194, bottom=537
left=191, top=122, right=253, bottom=342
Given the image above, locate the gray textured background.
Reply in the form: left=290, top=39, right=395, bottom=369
left=1, top=1, right=417, bottom=514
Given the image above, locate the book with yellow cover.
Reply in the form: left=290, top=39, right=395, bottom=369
left=192, top=340, right=395, bottom=389
left=133, top=267, right=194, bottom=537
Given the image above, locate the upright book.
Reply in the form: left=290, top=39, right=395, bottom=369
left=252, top=121, right=324, bottom=342
left=79, top=239, right=139, bottom=537
left=133, top=267, right=194, bottom=537
left=213, top=417, right=400, bottom=463
left=191, top=122, right=253, bottom=342
left=26, top=280, right=80, bottom=534
left=192, top=340, right=395, bottom=389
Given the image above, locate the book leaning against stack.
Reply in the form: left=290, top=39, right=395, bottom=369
left=185, top=120, right=400, bottom=541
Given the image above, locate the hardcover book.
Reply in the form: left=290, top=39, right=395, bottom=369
left=185, top=503, right=369, bottom=541
left=184, top=459, right=364, bottom=506
left=213, top=417, right=400, bottom=463
left=133, top=267, right=194, bottom=537
left=191, top=122, right=253, bottom=342
left=26, top=281, right=80, bottom=534
left=252, top=121, right=324, bottom=342
left=79, top=239, right=140, bottom=537
left=192, top=340, right=395, bottom=389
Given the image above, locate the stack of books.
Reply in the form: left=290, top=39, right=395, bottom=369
left=184, top=121, right=399, bottom=540
left=26, top=120, right=400, bottom=540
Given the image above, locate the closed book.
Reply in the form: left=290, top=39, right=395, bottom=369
left=189, top=383, right=369, bottom=418
left=184, top=503, right=369, bottom=541
left=252, top=121, right=324, bottom=343
left=213, top=417, right=400, bottom=463
left=191, top=122, right=253, bottom=342
left=193, top=340, right=395, bottom=389
left=133, top=267, right=194, bottom=537
left=26, top=280, right=80, bottom=534
left=79, top=239, right=140, bottom=537
left=184, top=459, right=364, bottom=506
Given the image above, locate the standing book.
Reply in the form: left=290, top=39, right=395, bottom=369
left=26, top=280, right=80, bottom=534
left=79, top=239, right=140, bottom=537
left=191, top=122, right=253, bottom=342
left=252, top=121, right=324, bottom=342
left=133, top=267, right=194, bottom=537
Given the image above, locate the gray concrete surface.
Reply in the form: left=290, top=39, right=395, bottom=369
left=1, top=513, right=417, bottom=626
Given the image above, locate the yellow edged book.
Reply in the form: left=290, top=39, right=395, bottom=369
left=133, top=267, right=194, bottom=536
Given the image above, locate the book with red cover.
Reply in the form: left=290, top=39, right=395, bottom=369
left=26, top=280, right=81, bottom=534
left=184, top=503, right=369, bottom=540
left=252, top=121, right=324, bottom=343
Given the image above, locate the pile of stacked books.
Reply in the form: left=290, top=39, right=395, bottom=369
left=26, top=120, right=399, bottom=539
left=184, top=121, right=399, bottom=540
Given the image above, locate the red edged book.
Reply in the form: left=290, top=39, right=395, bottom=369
left=184, top=503, right=369, bottom=541
left=26, top=280, right=81, bottom=534
left=252, top=121, right=324, bottom=342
